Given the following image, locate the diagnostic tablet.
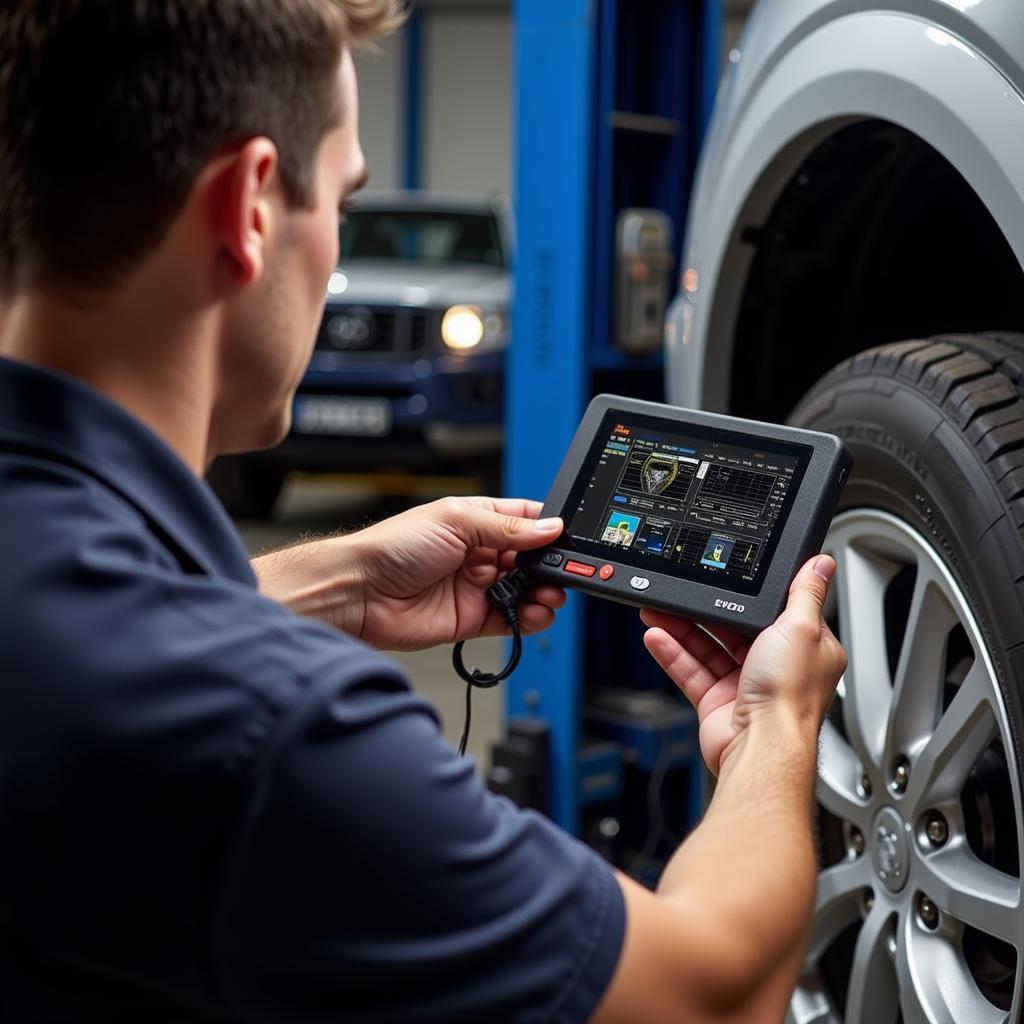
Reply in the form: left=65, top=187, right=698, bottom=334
left=517, top=395, right=852, bottom=636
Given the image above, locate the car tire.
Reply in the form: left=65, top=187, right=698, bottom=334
left=206, top=459, right=285, bottom=521
left=786, top=334, right=1024, bottom=1022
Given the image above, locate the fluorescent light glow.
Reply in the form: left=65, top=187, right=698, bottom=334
left=327, top=271, right=348, bottom=295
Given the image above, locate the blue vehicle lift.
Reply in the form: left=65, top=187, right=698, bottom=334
left=503, top=0, right=722, bottom=861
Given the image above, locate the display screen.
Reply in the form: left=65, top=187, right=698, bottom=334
left=561, top=412, right=812, bottom=596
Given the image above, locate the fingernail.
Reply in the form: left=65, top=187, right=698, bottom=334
left=813, top=555, right=835, bottom=582
left=535, top=517, right=563, bottom=531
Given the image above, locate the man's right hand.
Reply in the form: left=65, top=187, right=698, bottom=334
left=640, top=554, right=846, bottom=776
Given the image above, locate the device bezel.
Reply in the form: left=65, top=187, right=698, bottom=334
left=516, top=395, right=852, bottom=636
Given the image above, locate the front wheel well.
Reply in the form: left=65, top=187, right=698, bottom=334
left=728, top=120, right=1024, bottom=422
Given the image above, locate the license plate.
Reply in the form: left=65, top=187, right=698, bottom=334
left=293, top=396, right=392, bottom=437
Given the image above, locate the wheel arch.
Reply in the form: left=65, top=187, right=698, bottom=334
left=667, top=8, right=1024, bottom=418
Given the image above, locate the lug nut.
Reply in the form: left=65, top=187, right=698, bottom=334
left=861, top=890, right=875, bottom=916
left=918, top=894, right=939, bottom=930
left=891, top=757, right=910, bottom=795
left=849, top=828, right=865, bottom=856
left=859, top=773, right=873, bottom=798
left=925, top=813, right=948, bottom=847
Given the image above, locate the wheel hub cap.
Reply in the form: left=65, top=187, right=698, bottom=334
left=870, top=806, right=909, bottom=893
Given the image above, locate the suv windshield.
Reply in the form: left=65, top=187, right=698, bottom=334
left=339, top=209, right=505, bottom=268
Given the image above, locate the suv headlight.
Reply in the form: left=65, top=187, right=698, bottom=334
left=441, top=305, right=508, bottom=353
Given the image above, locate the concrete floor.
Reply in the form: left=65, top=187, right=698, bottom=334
left=236, top=474, right=504, bottom=766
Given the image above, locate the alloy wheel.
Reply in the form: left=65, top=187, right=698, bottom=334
left=789, top=509, right=1024, bottom=1023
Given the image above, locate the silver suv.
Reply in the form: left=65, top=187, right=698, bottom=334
left=669, top=2, right=1024, bottom=1020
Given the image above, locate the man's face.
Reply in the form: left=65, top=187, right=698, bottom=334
left=218, top=49, right=367, bottom=454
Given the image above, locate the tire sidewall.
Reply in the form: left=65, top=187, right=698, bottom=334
left=791, top=372, right=1024, bottom=791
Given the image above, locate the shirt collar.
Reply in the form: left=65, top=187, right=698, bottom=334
left=0, top=356, right=256, bottom=586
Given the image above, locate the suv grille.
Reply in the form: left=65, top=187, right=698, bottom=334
left=316, top=306, right=435, bottom=357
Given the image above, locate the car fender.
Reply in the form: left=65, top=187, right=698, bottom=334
left=667, top=6, right=1024, bottom=410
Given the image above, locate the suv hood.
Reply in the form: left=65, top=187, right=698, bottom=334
left=327, top=260, right=510, bottom=308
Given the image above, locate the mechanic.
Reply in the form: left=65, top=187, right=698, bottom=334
left=0, top=3, right=846, bottom=1022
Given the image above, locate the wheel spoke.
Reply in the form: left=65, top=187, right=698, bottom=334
left=818, top=720, right=871, bottom=830
left=903, top=663, right=997, bottom=812
left=833, top=542, right=896, bottom=771
left=806, top=855, right=869, bottom=964
left=787, top=976, right=839, bottom=1024
left=844, top=902, right=899, bottom=1023
left=916, top=841, right=1022, bottom=947
left=896, top=915, right=1009, bottom=1024
left=885, top=566, right=957, bottom=767
left=895, top=926, right=940, bottom=1024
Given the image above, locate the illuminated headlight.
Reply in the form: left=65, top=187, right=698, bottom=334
left=442, top=306, right=484, bottom=350
left=441, top=305, right=509, bottom=352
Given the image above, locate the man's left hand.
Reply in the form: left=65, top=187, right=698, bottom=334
left=252, top=497, right=567, bottom=651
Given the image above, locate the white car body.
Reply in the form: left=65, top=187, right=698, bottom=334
left=668, top=0, right=1024, bottom=413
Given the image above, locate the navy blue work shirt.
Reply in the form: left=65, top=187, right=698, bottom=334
left=0, top=357, right=625, bottom=1023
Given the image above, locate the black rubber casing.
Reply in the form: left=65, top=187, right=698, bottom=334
left=517, top=395, right=853, bottom=636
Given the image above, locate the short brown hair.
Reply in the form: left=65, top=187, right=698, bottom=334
left=0, top=0, right=403, bottom=295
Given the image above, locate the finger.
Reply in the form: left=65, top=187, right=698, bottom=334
left=463, top=548, right=501, bottom=581
left=640, top=614, right=739, bottom=679
left=697, top=622, right=753, bottom=664
left=695, top=672, right=739, bottom=722
left=641, top=608, right=751, bottom=662
left=469, top=597, right=560, bottom=639
left=517, top=603, right=557, bottom=635
left=450, top=500, right=563, bottom=552
left=474, top=602, right=556, bottom=638
left=527, top=584, right=567, bottom=610
left=640, top=607, right=695, bottom=636
left=466, top=496, right=546, bottom=521
left=785, top=554, right=835, bottom=624
left=644, top=627, right=726, bottom=709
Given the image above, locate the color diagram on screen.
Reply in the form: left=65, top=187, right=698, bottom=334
left=567, top=420, right=802, bottom=585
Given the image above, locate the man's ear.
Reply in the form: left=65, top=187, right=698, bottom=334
left=209, top=137, right=281, bottom=287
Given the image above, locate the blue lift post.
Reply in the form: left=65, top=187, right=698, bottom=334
left=402, top=7, right=424, bottom=191
left=506, top=0, right=723, bottom=850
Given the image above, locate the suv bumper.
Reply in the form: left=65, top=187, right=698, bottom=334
left=258, top=352, right=504, bottom=472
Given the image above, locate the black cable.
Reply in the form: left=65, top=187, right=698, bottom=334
left=453, top=569, right=531, bottom=757
left=628, top=740, right=676, bottom=879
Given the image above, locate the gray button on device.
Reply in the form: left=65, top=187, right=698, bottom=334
left=629, top=575, right=650, bottom=591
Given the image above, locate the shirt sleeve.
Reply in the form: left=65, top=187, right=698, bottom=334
left=212, top=652, right=625, bottom=1024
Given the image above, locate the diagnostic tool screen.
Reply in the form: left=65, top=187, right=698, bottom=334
left=563, top=413, right=811, bottom=595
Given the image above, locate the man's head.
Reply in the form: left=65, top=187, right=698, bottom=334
left=0, top=0, right=402, bottom=456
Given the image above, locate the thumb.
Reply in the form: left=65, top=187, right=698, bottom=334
left=461, top=505, right=563, bottom=551
left=785, top=554, right=835, bottom=623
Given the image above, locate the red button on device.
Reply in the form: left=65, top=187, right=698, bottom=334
left=599, top=564, right=615, bottom=581
left=565, top=560, right=596, bottom=578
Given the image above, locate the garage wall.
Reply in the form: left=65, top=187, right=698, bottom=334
left=422, top=11, right=512, bottom=195
left=354, top=36, right=402, bottom=191
left=354, top=2, right=747, bottom=198
left=353, top=10, right=513, bottom=197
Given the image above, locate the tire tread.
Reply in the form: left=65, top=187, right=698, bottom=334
left=799, top=333, right=1024, bottom=537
